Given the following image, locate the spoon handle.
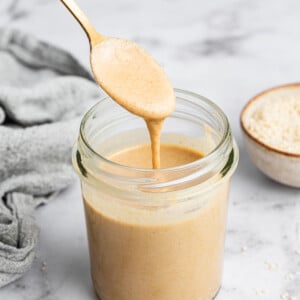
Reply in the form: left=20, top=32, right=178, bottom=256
left=60, top=0, right=105, bottom=46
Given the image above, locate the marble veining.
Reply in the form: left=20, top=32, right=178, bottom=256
left=0, top=0, right=51, bottom=23
left=183, top=34, right=250, bottom=57
left=0, top=0, right=299, bottom=299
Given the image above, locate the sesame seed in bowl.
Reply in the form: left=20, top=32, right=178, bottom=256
left=240, top=83, right=300, bottom=188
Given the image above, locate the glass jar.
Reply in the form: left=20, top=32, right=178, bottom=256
left=73, top=89, right=238, bottom=300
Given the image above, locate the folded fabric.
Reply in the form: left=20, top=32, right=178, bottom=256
left=0, top=27, right=101, bottom=287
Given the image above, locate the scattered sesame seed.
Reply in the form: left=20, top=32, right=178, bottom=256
left=241, top=246, right=247, bottom=252
left=265, top=261, right=281, bottom=270
left=41, top=261, right=47, bottom=272
left=281, top=291, right=289, bottom=300
left=285, top=273, right=295, bottom=281
left=254, top=288, right=267, bottom=296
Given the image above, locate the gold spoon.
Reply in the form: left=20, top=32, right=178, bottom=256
left=60, top=0, right=105, bottom=46
left=60, top=0, right=175, bottom=120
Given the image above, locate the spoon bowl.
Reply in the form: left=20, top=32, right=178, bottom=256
left=90, top=38, right=175, bottom=119
left=60, top=0, right=175, bottom=120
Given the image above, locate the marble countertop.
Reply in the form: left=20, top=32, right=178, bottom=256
left=1, top=0, right=300, bottom=299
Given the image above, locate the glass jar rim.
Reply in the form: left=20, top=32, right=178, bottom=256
left=80, top=88, right=230, bottom=172
left=75, top=88, right=238, bottom=194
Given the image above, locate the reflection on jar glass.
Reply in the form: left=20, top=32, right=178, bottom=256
left=73, top=89, right=239, bottom=300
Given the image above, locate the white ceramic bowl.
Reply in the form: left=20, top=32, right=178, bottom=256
left=240, top=83, right=300, bottom=188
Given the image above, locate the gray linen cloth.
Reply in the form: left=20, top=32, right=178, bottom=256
left=0, top=28, right=100, bottom=287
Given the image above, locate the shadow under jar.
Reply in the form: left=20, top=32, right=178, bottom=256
left=73, top=89, right=239, bottom=300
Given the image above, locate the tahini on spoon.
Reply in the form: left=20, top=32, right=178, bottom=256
left=60, top=0, right=175, bottom=120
